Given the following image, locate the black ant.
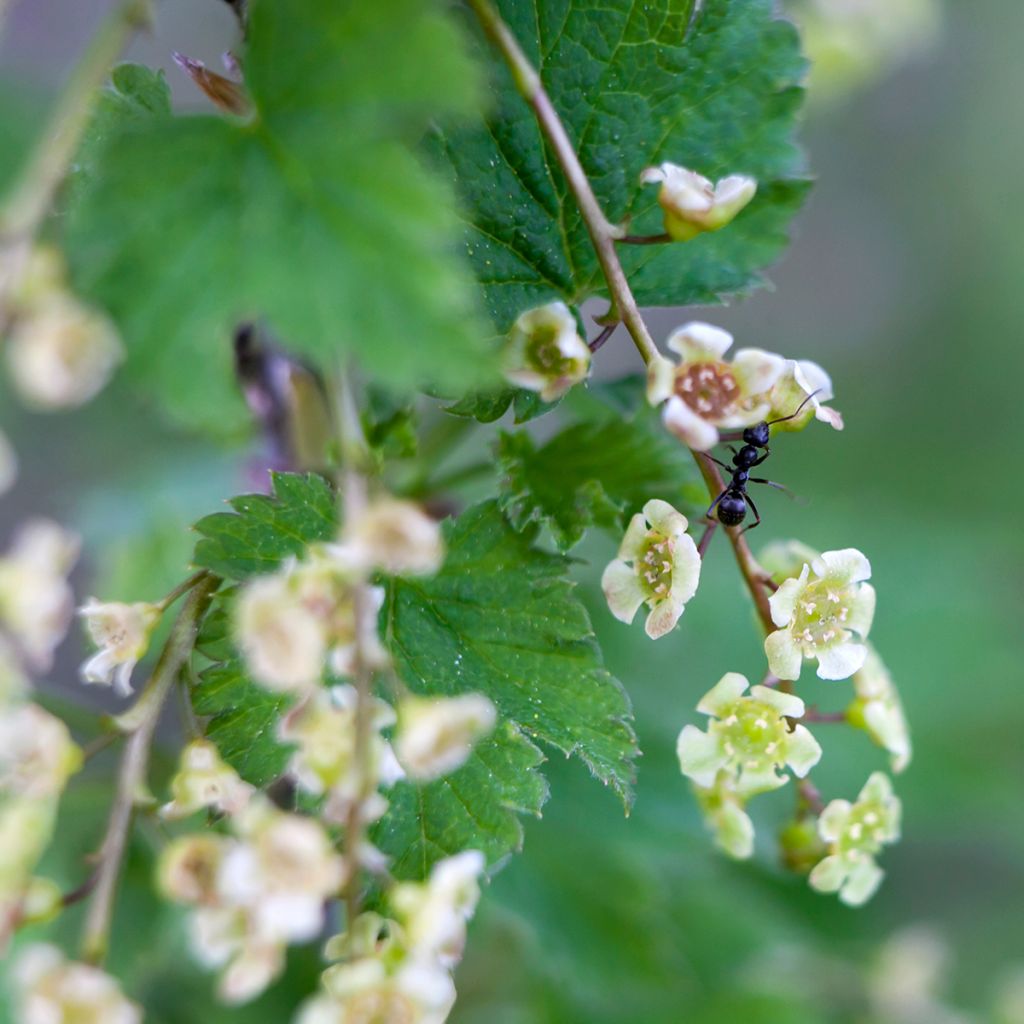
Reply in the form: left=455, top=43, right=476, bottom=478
left=704, top=391, right=821, bottom=532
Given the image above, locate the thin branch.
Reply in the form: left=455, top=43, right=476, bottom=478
left=79, top=573, right=218, bottom=965
left=696, top=521, right=718, bottom=559
left=803, top=708, right=849, bottom=725
left=156, top=570, right=208, bottom=612
left=0, top=0, right=151, bottom=317
left=797, top=779, right=826, bottom=817
left=588, top=321, right=618, bottom=353
left=618, top=233, right=672, bottom=245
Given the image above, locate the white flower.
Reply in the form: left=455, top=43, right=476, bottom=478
left=278, top=685, right=403, bottom=813
left=677, top=672, right=822, bottom=797
left=765, top=547, right=876, bottom=681
left=78, top=599, right=161, bottom=697
left=158, top=834, right=227, bottom=904
left=160, top=739, right=255, bottom=819
left=646, top=323, right=786, bottom=450
left=0, top=429, right=16, bottom=496
left=190, top=905, right=284, bottom=1005
left=640, top=163, right=757, bottom=241
left=338, top=497, right=444, bottom=577
left=0, top=703, right=82, bottom=800
left=5, top=295, right=123, bottom=410
left=502, top=301, right=590, bottom=401
left=391, top=850, right=486, bottom=968
left=850, top=646, right=912, bottom=773
left=809, top=771, right=901, bottom=906
left=762, top=358, right=844, bottom=432
left=234, top=572, right=327, bottom=692
left=0, top=519, right=79, bottom=672
left=601, top=499, right=701, bottom=639
left=394, top=694, right=497, bottom=782
left=13, top=944, right=141, bottom=1024
left=692, top=773, right=755, bottom=860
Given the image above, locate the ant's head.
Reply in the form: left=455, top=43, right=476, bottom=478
left=717, top=494, right=747, bottom=527
left=742, top=421, right=770, bottom=448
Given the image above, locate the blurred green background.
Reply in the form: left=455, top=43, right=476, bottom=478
left=2, top=1, right=1023, bottom=1022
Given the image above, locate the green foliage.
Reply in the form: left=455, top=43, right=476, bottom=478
left=192, top=472, right=337, bottom=581
left=382, top=501, right=638, bottom=875
left=63, top=0, right=496, bottom=433
left=498, top=412, right=699, bottom=550
left=440, top=0, right=808, bottom=333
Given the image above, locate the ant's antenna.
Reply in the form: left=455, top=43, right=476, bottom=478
left=765, top=388, right=822, bottom=427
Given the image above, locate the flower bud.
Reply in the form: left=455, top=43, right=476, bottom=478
left=394, top=693, right=497, bottom=782
left=779, top=816, right=828, bottom=874
left=640, top=163, right=757, bottom=241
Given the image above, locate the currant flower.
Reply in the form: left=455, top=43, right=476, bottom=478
left=640, top=163, right=757, bottom=241
left=601, top=499, right=701, bottom=639
left=0, top=519, right=79, bottom=672
left=191, top=906, right=285, bottom=1005
left=13, top=944, right=141, bottom=1024
left=692, top=772, right=755, bottom=860
left=234, top=571, right=327, bottom=692
left=809, top=771, right=901, bottom=906
left=78, top=599, right=161, bottom=697
left=337, top=497, right=444, bottom=577
left=160, top=739, right=255, bottom=819
left=677, top=672, right=822, bottom=796
left=646, top=323, right=786, bottom=451
left=765, top=548, right=876, bottom=680
left=501, top=301, right=590, bottom=401
left=5, top=296, right=123, bottom=410
left=0, top=702, right=82, bottom=800
left=762, top=359, right=844, bottom=432
left=848, top=646, right=912, bottom=773
left=394, top=694, right=497, bottom=782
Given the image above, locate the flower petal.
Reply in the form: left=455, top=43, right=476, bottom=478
left=816, top=640, right=867, bottom=681
left=676, top=725, right=728, bottom=788
left=715, top=801, right=755, bottom=860
left=646, top=354, right=676, bottom=405
left=669, top=534, right=702, bottom=604
left=846, top=583, right=876, bottom=637
left=784, top=723, right=823, bottom=778
left=813, top=548, right=871, bottom=585
left=642, top=499, right=688, bottom=538
left=601, top=560, right=645, bottom=625
left=735, top=764, right=786, bottom=798
left=765, top=628, right=803, bottom=681
left=665, top=322, right=733, bottom=362
left=839, top=858, right=884, bottom=906
left=663, top=395, right=719, bottom=451
left=817, top=799, right=852, bottom=842
left=618, top=513, right=649, bottom=561
left=644, top=598, right=683, bottom=639
left=808, top=854, right=848, bottom=894
left=731, top=347, right=786, bottom=397
left=696, top=672, right=749, bottom=717
left=751, top=685, right=804, bottom=719
left=768, top=566, right=809, bottom=626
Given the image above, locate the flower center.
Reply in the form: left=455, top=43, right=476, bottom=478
left=790, top=579, right=850, bottom=649
left=674, top=362, right=740, bottom=418
left=527, top=326, right=574, bottom=376
left=837, top=803, right=888, bottom=855
left=714, top=700, right=788, bottom=771
left=348, top=989, right=417, bottom=1024
left=638, top=535, right=674, bottom=600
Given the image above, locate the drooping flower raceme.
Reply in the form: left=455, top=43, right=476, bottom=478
left=0, top=519, right=79, bottom=673
left=646, top=322, right=786, bottom=451
left=761, top=358, right=844, bottom=432
left=809, top=771, right=901, bottom=906
left=677, top=673, right=822, bottom=796
left=160, top=739, right=255, bottom=820
left=640, top=163, right=757, bottom=241
left=501, top=301, right=590, bottom=402
left=4, top=296, right=124, bottom=410
left=13, top=944, right=142, bottom=1024
left=692, top=773, right=755, bottom=860
left=849, top=647, right=912, bottom=773
left=601, top=499, right=701, bottom=639
left=765, top=548, right=876, bottom=681
left=394, top=694, right=497, bottom=782
left=336, top=497, right=444, bottom=577
left=78, top=599, right=161, bottom=697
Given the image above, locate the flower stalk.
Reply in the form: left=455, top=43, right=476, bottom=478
left=80, top=572, right=217, bottom=964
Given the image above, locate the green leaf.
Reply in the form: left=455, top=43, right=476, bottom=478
left=378, top=501, right=637, bottom=875
left=440, top=0, right=808, bottom=332
left=192, top=471, right=338, bottom=581
left=64, top=0, right=496, bottom=433
left=497, top=412, right=699, bottom=550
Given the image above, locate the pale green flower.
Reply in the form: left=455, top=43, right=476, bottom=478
left=640, top=163, right=757, bottom=241
left=601, top=499, right=701, bottom=639
left=394, top=694, right=497, bottom=782
left=160, top=739, right=255, bottom=820
left=761, top=358, right=844, bottom=432
left=677, top=672, right=822, bottom=797
left=502, top=301, right=590, bottom=401
left=336, top=497, right=444, bottom=577
left=692, top=772, right=755, bottom=860
left=765, top=548, right=876, bottom=681
left=79, top=599, right=161, bottom=697
left=849, top=646, right=912, bottom=773
left=809, top=771, right=901, bottom=906
left=646, top=322, right=785, bottom=451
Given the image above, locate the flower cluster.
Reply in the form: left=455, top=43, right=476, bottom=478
left=159, top=796, right=347, bottom=1003
left=296, top=851, right=485, bottom=1024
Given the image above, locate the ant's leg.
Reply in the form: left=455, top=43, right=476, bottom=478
left=750, top=477, right=797, bottom=499
left=750, top=449, right=771, bottom=467
left=705, top=489, right=727, bottom=519
left=702, top=452, right=731, bottom=472
left=739, top=493, right=761, bottom=533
